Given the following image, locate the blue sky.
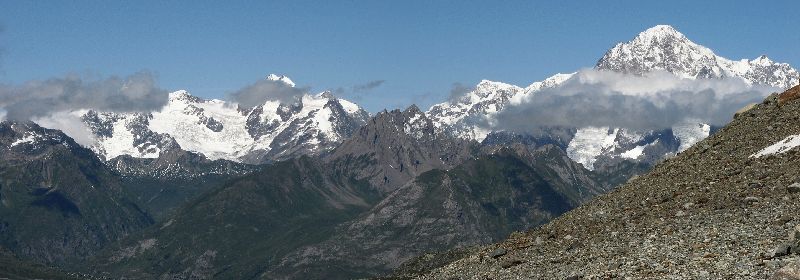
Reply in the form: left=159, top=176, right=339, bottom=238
left=1, top=1, right=798, bottom=112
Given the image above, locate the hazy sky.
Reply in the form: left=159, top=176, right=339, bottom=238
left=1, top=0, right=798, bottom=112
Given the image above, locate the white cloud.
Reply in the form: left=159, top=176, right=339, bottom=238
left=33, top=111, right=96, bottom=147
left=493, top=69, right=778, bottom=132
left=228, top=79, right=309, bottom=107
left=0, top=72, right=168, bottom=120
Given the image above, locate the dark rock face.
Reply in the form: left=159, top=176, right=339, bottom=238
left=124, top=113, right=181, bottom=156
left=243, top=98, right=304, bottom=141
left=277, top=101, right=303, bottom=122
left=590, top=128, right=681, bottom=171
left=107, top=147, right=253, bottom=180
left=182, top=104, right=225, bottom=132
left=482, top=130, right=652, bottom=192
left=245, top=105, right=282, bottom=140
left=487, top=128, right=577, bottom=149
left=203, top=116, right=223, bottom=132
left=0, top=121, right=76, bottom=160
left=327, top=105, right=476, bottom=194
left=81, top=110, right=120, bottom=138
left=0, top=121, right=153, bottom=266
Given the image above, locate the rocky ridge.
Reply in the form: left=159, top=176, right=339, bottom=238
left=327, top=105, right=475, bottom=194
left=107, top=148, right=255, bottom=180
left=269, top=144, right=609, bottom=278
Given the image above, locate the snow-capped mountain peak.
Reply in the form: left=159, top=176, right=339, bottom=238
left=266, top=74, right=296, bottom=87
left=596, top=25, right=799, bottom=88
left=168, top=89, right=200, bottom=102
left=636, top=24, right=686, bottom=41
left=751, top=55, right=773, bottom=66
left=169, top=90, right=188, bottom=99
left=425, top=24, right=798, bottom=171
left=475, top=80, right=522, bottom=96
left=521, top=72, right=576, bottom=97
left=424, top=72, right=578, bottom=142
left=82, top=75, right=369, bottom=163
left=425, top=79, right=525, bottom=141
left=596, top=25, right=718, bottom=79
left=1, top=121, right=77, bottom=156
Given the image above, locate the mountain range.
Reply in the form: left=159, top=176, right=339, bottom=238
left=0, top=24, right=798, bottom=279
left=73, top=25, right=798, bottom=174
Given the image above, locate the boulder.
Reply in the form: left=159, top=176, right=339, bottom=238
left=788, top=183, right=800, bottom=194
left=490, top=248, right=507, bottom=259
left=770, top=243, right=793, bottom=259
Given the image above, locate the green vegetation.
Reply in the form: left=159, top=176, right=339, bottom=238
left=0, top=145, right=152, bottom=267
left=96, top=156, right=380, bottom=279
left=0, top=249, right=81, bottom=280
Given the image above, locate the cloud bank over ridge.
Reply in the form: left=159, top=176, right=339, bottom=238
left=491, top=69, right=778, bottom=133
left=0, top=72, right=169, bottom=146
left=0, top=72, right=168, bottom=120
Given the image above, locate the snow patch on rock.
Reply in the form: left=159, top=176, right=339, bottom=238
left=752, top=134, right=800, bottom=157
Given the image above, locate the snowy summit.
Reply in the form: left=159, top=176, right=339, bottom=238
left=82, top=74, right=369, bottom=163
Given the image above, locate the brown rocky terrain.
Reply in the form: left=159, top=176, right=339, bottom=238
left=779, top=83, right=800, bottom=106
